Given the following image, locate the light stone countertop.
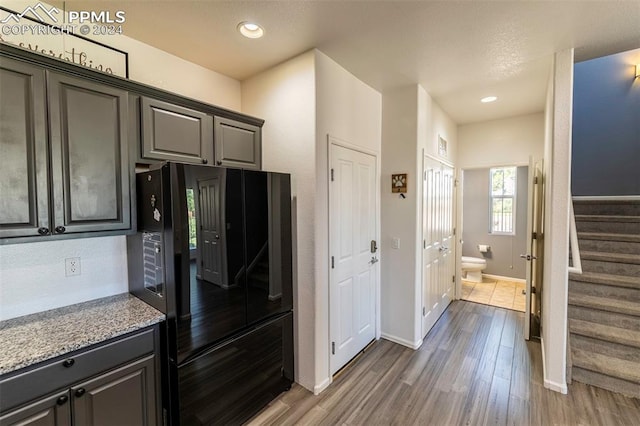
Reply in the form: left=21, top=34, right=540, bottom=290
left=0, top=293, right=165, bottom=375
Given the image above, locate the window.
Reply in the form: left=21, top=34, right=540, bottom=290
left=490, top=167, right=516, bottom=234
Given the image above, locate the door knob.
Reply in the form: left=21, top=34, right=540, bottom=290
left=55, top=226, right=66, bottom=234
left=370, top=257, right=379, bottom=264
left=75, top=388, right=86, bottom=398
left=38, top=227, right=50, bottom=235
left=56, top=395, right=69, bottom=406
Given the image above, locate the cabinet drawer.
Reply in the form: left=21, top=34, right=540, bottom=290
left=0, top=328, right=154, bottom=413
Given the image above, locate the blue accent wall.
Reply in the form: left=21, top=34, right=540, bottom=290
left=572, top=49, right=640, bottom=196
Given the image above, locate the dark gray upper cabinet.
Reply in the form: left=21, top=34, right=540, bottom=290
left=214, top=116, right=262, bottom=170
left=47, top=72, right=131, bottom=235
left=141, top=97, right=213, bottom=164
left=0, top=58, right=50, bottom=239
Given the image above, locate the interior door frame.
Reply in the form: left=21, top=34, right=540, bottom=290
left=327, top=135, right=381, bottom=378
left=421, top=152, right=456, bottom=338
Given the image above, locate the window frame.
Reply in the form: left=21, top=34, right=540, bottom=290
left=489, top=166, right=517, bottom=236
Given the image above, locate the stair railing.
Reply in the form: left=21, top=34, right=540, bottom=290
left=568, top=197, right=582, bottom=274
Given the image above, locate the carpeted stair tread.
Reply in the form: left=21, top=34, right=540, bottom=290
left=568, top=293, right=640, bottom=316
left=569, top=319, right=640, bottom=349
left=580, top=250, right=640, bottom=265
left=568, top=304, right=640, bottom=330
left=578, top=232, right=640, bottom=243
left=569, top=271, right=640, bottom=289
left=571, top=348, right=640, bottom=383
left=572, top=367, right=640, bottom=399
left=575, top=215, right=640, bottom=223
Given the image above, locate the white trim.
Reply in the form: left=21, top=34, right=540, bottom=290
left=328, top=134, right=379, bottom=158
left=461, top=161, right=529, bottom=171
left=424, top=152, right=454, bottom=168
left=572, top=195, right=640, bottom=201
left=540, top=337, right=568, bottom=394
left=313, top=377, right=332, bottom=395
left=381, top=333, right=423, bottom=350
left=481, top=273, right=526, bottom=284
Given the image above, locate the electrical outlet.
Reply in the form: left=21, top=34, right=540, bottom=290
left=65, top=257, right=81, bottom=276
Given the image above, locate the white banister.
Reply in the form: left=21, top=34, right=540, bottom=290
left=568, top=198, right=582, bottom=274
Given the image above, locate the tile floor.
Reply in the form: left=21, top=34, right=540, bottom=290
left=461, top=277, right=526, bottom=312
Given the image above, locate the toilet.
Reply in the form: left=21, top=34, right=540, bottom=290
left=461, top=256, right=487, bottom=283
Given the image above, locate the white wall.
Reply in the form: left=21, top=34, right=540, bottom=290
left=314, top=51, right=382, bottom=391
left=541, top=49, right=574, bottom=394
left=0, top=236, right=128, bottom=320
left=381, top=86, right=420, bottom=346
left=241, top=50, right=317, bottom=391
left=380, top=85, right=458, bottom=348
left=457, top=113, right=545, bottom=169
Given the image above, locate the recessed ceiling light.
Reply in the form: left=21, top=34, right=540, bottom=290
left=238, top=21, right=264, bottom=39
left=481, top=96, right=497, bottom=103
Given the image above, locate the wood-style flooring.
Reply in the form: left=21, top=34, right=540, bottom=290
left=247, top=300, right=640, bottom=425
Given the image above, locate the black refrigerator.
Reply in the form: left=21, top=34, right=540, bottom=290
left=127, top=162, right=294, bottom=425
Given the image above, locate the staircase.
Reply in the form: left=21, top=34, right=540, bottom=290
left=568, top=199, right=640, bottom=398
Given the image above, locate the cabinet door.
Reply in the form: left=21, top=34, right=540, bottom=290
left=0, top=390, right=71, bottom=426
left=47, top=72, right=131, bottom=234
left=141, top=97, right=213, bottom=164
left=0, top=59, right=50, bottom=238
left=71, top=355, right=156, bottom=426
left=214, top=117, right=262, bottom=170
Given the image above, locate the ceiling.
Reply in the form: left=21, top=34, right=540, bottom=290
left=62, top=1, right=640, bottom=124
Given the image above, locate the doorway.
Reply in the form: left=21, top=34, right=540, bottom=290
left=422, top=155, right=455, bottom=338
left=329, top=142, right=378, bottom=375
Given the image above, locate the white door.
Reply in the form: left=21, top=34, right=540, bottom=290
left=523, top=158, right=544, bottom=339
left=422, top=156, right=455, bottom=337
left=329, top=144, right=377, bottom=375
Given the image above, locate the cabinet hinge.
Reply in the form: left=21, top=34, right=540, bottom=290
left=332, top=342, right=335, bottom=355
left=331, top=168, right=334, bottom=181
left=331, top=256, right=335, bottom=269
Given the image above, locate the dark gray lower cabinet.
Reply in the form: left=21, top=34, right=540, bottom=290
left=72, top=355, right=156, bottom=426
left=0, top=390, right=71, bottom=426
left=214, top=116, right=262, bottom=170
left=0, top=328, right=158, bottom=426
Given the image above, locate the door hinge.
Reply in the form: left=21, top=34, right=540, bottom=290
left=454, top=179, right=459, bottom=187
left=534, top=176, right=538, bottom=184
left=331, top=168, right=334, bottom=181
left=422, top=306, right=426, bottom=316
left=532, top=231, right=537, bottom=240
left=424, top=170, right=427, bottom=181
left=423, top=240, right=426, bottom=249
left=453, top=227, right=456, bottom=236
left=331, top=256, right=335, bottom=269
left=332, top=342, right=335, bottom=355
left=452, top=275, right=455, bottom=283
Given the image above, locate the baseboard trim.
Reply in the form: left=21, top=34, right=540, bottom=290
left=482, top=273, right=526, bottom=284
left=540, top=337, right=568, bottom=394
left=313, top=377, right=331, bottom=395
left=572, top=195, right=640, bottom=201
left=380, top=333, right=422, bottom=350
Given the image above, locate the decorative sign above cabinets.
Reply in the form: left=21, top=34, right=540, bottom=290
left=0, top=5, right=128, bottom=77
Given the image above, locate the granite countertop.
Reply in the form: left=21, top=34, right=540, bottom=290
left=0, top=293, right=165, bottom=375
